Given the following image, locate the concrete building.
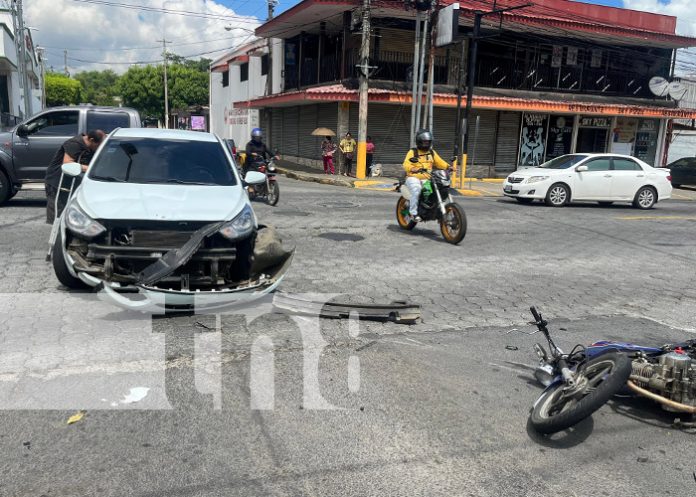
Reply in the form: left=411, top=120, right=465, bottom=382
left=211, top=0, right=696, bottom=177
left=0, top=8, right=43, bottom=128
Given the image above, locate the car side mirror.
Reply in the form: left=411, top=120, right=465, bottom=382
left=16, top=124, right=28, bottom=137
left=575, top=165, right=588, bottom=172
left=244, top=171, right=266, bottom=185
left=409, top=157, right=420, bottom=163
left=61, top=162, right=83, bottom=177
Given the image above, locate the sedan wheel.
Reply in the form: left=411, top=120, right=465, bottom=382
left=545, top=183, right=569, bottom=207
left=633, top=187, right=656, bottom=210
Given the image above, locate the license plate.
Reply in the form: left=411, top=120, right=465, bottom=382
left=504, top=185, right=513, bottom=192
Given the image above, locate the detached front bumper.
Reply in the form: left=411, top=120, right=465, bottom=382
left=85, top=250, right=294, bottom=312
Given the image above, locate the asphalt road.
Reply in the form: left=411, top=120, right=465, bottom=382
left=0, top=179, right=695, bottom=497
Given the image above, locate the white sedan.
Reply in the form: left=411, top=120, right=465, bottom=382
left=51, top=128, right=293, bottom=312
left=503, top=154, right=672, bottom=209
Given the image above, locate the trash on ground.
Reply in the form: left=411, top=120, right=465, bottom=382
left=121, top=387, right=150, bottom=404
left=67, top=411, right=85, bottom=425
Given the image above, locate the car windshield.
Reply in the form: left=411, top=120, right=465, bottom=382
left=538, top=154, right=589, bottom=169
left=89, top=137, right=237, bottom=186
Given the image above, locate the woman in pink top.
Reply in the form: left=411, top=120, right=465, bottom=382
left=366, top=136, right=375, bottom=177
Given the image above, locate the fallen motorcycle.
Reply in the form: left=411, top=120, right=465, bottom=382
left=395, top=166, right=467, bottom=244
left=526, top=306, right=696, bottom=434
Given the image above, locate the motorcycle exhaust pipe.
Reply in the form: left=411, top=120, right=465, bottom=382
left=626, top=380, right=696, bottom=414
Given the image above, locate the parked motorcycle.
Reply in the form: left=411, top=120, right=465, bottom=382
left=395, top=165, right=467, bottom=244
left=247, top=157, right=280, bottom=206
left=526, top=306, right=696, bottom=434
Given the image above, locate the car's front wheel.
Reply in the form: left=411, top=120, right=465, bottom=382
left=0, top=170, right=11, bottom=205
left=52, top=232, right=88, bottom=289
left=633, top=186, right=656, bottom=209
left=545, top=183, right=569, bottom=207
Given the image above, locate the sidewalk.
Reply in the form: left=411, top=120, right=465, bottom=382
left=275, top=159, right=504, bottom=197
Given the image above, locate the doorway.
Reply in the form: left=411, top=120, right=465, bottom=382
left=576, top=128, right=608, bottom=153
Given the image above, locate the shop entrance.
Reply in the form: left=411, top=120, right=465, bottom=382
left=576, top=128, right=608, bottom=153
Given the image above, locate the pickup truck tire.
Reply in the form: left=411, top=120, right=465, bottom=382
left=0, top=170, right=10, bottom=205
left=52, top=232, right=88, bottom=289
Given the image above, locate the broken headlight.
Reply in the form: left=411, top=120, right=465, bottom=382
left=65, top=201, right=106, bottom=239
left=219, top=204, right=256, bottom=241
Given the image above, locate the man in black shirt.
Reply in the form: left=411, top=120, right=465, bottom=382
left=45, top=130, right=105, bottom=223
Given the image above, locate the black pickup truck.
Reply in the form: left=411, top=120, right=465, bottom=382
left=0, top=105, right=141, bottom=204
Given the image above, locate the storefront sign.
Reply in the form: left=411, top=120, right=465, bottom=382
left=613, top=117, right=639, bottom=143
left=551, top=46, right=563, bottom=68
left=580, top=116, right=611, bottom=128
left=518, top=113, right=548, bottom=169
left=225, top=107, right=249, bottom=125
left=545, top=115, right=574, bottom=160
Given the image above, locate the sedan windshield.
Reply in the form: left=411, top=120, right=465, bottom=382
left=539, top=154, right=589, bottom=169
left=89, top=137, right=237, bottom=186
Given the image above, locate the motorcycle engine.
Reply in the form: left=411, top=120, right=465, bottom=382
left=631, top=352, right=696, bottom=411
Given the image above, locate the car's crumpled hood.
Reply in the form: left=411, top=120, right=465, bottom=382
left=76, top=179, right=247, bottom=221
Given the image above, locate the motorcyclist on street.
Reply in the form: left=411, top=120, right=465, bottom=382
left=402, top=129, right=449, bottom=222
left=244, top=128, right=277, bottom=175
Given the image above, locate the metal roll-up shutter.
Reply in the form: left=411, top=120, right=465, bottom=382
left=298, top=104, right=319, bottom=160
left=465, top=109, right=497, bottom=169
left=282, top=107, right=300, bottom=156
left=366, top=103, right=411, bottom=166
left=316, top=103, right=337, bottom=132
left=495, top=111, right=521, bottom=173
left=271, top=109, right=283, bottom=153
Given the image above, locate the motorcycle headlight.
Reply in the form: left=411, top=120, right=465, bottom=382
left=526, top=176, right=549, bottom=184
left=267, top=165, right=276, bottom=172
left=219, top=204, right=256, bottom=241
left=65, top=201, right=106, bottom=239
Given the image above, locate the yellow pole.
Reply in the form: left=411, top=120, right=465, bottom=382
left=356, top=141, right=367, bottom=179
left=459, top=153, right=468, bottom=189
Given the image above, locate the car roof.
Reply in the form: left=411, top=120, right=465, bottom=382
left=43, top=105, right=139, bottom=113
left=111, top=128, right=219, bottom=142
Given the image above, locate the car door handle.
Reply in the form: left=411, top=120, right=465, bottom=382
left=636, top=174, right=645, bottom=177
left=603, top=174, right=612, bottom=178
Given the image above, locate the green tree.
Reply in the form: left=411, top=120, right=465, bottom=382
left=116, top=55, right=209, bottom=120
left=74, top=70, right=120, bottom=106
left=45, top=72, right=82, bottom=106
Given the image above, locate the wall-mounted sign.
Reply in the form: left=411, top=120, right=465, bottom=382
left=580, top=116, right=611, bottom=128
left=591, top=49, right=603, bottom=68
left=551, top=46, right=563, bottom=68
left=518, top=113, right=548, bottom=169
left=614, top=117, right=639, bottom=143
left=191, top=115, right=206, bottom=131
left=545, top=115, right=574, bottom=160
left=566, top=47, right=578, bottom=66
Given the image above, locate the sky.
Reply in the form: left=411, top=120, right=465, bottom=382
left=17, top=0, right=696, bottom=75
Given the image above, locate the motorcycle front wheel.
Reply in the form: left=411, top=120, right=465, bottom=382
left=266, top=181, right=280, bottom=206
left=529, top=352, right=631, bottom=434
left=440, top=202, right=467, bottom=244
left=396, top=197, right=416, bottom=230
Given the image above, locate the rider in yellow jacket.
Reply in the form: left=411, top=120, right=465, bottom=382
left=402, top=129, right=449, bottom=222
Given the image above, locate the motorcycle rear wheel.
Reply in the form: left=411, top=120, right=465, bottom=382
left=529, top=352, right=631, bottom=434
left=396, top=197, right=416, bottom=230
left=266, top=181, right=280, bottom=206
left=440, top=202, right=467, bottom=244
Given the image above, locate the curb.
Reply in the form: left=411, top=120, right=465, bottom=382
left=277, top=167, right=355, bottom=188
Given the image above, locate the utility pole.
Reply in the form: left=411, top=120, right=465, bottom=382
left=16, top=0, right=32, bottom=117
left=64, top=49, right=69, bottom=76
left=424, top=5, right=437, bottom=133
left=414, top=13, right=429, bottom=133
left=158, top=38, right=171, bottom=129
left=265, top=0, right=276, bottom=97
left=36, top=47, right=46, bottom=109
left=355, top=0, right=372, bottom=179
left=409, top=13, right=423, bottom=147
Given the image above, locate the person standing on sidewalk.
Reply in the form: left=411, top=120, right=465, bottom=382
left=339, top=132, right=356, bottom=177
left=366, top=136, right=375, bottom=177
left=321, top=136, right=336, bottom=174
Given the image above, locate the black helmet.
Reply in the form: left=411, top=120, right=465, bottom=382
left=415, top=129, right=433, bottom=151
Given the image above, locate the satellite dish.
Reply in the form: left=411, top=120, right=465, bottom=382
left=668, top=81, right=688, bottom=101
left=649, top=76, right=670, bottom=97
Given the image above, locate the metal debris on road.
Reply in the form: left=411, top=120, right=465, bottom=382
left=505, top=345, right=519, bottom=351
left=273, top=293, right=421, bottom=324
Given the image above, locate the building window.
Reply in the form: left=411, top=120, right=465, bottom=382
left=240, top=63, right=249, bottom=82
left=261, top=55, right=269, bottom=76
left=222, top=70, right=229, bottom=87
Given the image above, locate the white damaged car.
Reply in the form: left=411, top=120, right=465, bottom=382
left=503, top=154, right=672, bottom=208
left=51, top=128, right=293, bottom=312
